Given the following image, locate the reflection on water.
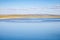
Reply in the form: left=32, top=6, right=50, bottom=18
left=0, top=18, right=60, bottom=40
left=0, top=18, right=60, bottom=23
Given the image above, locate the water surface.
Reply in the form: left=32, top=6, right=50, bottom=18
left=0, top=18, right=60, bottom=40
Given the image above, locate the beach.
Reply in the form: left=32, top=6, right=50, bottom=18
left=0, top=14, right=60, bottom=19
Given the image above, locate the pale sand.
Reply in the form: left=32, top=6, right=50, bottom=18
left=0, top=14, right=60, bottom=19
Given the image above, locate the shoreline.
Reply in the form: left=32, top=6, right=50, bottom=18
left=0, top=14, right=60, bottom=19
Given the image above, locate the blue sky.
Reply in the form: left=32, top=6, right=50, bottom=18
left=0, top=0, right=60, bottom=15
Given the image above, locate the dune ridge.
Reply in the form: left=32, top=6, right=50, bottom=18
left=0, top=14, right=60, bottom=19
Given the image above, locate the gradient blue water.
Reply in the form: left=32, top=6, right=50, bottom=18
left=0, top=18, right=60, bottom=40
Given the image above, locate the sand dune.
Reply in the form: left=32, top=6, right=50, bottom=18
left=0, top=14, right=60, bottom=19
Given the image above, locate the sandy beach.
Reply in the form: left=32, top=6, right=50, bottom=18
left=0, top=14, right=60, bottom=19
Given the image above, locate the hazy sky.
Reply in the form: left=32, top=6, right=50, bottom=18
left=0, top=0, right=60, bottom=15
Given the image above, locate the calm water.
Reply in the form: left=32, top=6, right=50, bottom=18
left=0, top=18, right=60, bottom=40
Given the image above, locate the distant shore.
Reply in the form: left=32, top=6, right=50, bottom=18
left=0, top=14, right=60, bottom=19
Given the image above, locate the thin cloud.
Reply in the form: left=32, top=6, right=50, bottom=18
left=0, top=6, right=60, bottom=15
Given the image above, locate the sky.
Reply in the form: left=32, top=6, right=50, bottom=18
left=0, top=0, right=60, bottom=15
